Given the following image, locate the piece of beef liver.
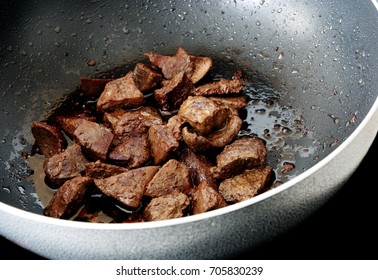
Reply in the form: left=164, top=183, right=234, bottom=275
left=209, top=95, right=248, bottom=110
left=55, top=117, right=84, bottom=139
left=154, top=71, right=194, bottom=111
left=31, top=121, right=67, bottom=158
left=148, top=124, right=179, bottom=165
left=108, top=135, right=151, bottom=168
left=85, top=160, right=128, bottom=179
left=132, top=62, right=163, bottom=92
left=181, top=126, right=214, bottom=153
left=178, top=96, right=228, bottom=135
left=219, top=165, right=274, bottom=203
left=181, top=112, right=242, bottom=153
left=143, top=191, right=190, bottom=221
left=71, top=119, right=114, bottom=161
left=111, top=111, right=148, bottom=145
left=211, top=136, right=268, bottom=179
left=80, top=77, right=114, bottom=98
left=206, top=113, right=242, bottom=148
left=44, top=176, right=93, bottom=219
left=193, top=78, right=243, bottom=97
left=145, top=159, right=192, bottom=198
left=104, top=107, right=163, bottom=130
left=96, top=72, right=144, bottom=112
left=191, top=181, right=228, bottom=214
left=43, top=143, right=88, bottom=186
left=94, top=166, right=159, bottom=209
left=179, top=146, right=215, bottom=187
left=145, top=47, right=212, bottom=84
left=166, top=115, right=186, bottom=141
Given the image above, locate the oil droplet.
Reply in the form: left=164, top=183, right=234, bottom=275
left=256, top=21, right=261, bottom=26
left=19, top=49, right=27, bottom=56
left=2, top=187, right=11, bottom=194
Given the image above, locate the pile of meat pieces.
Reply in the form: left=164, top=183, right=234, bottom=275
left=31, top=48, right=275, bottom=222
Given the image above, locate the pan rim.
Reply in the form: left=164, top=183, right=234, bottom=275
left=1, top=96, right=377, bottom=231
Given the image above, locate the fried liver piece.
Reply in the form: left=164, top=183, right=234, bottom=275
left=94, top=166, right=159, bottom=209
left=166, top=115, right=186, bottom=141
left=178, top=96, right=228, bottom=135
left=104, top=107, right=163, bottom=131
left=96, top=72, right=144, bottom=112
left=108, top=107, right=164, bottom=147
left=179, top=146, right=215, bottom=187
left=44, top=176, right=93, bottom=219
left=191, top=181, right=227, bottom=214
left=80, top=78, right=113, bottom=98
left=43, top=143, right=88, bottom=185
left=143, top=191, right=190, bottom=221
left=145, top=159, right=192, bottom=198
left=181, top=113, right=242, bottom=153
left=219, top=166, right=274, bottom=203
left=132, top=62, right=163, bottom=92
left=148, top=124, right=180, bottom=165
left=154, top=71, right=194, bottom=111
left=108, top=135, right=151, bottom=168
left=193, top=78, right=243, bottom=96
left=209, top=95, right=248, bottom=110
left=72, top=119, right=114, bottom=162
left=31, top=121, right=67, bottom=158
left=145, top=47, right=212, bottom=83
left=85, top=160, right=128, bottom=179
left=211, top=137, right=268, bottom=179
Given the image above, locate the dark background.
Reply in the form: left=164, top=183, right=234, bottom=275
left=1, top=135, right=377, bottom=260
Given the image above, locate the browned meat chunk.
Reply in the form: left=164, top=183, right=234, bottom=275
left=85, top=160, right=128, bottom=179
left=212, top=137, right=268, bottom=179
left=31, top=121, right=67, bottom=158
left=179, top=146, right=215, bottom=187
left=96, top=72, right=144, bottom=112
left=181, top=113, right=242, bottom=153
left=219, top=166, right=274, bottom=203
left=80, top=78, right=113, bottom=98
left=145, top=47, right=212, bottom=83
left=181, top=127, right=214, bottom=153
left=178, top=96, right=228, bottom=135
left=205, top=114, right=242, bottom=147
left=108, top=135, right=151, bottom=168
left=166, top=115, right=186, bottom=141
left=132, top=63, right=163, bottom=92
left=191, top=181, right=227, bottom=214
left=55, top=117, right=83, bottom=139
left=71, top=119, right=114, bottom=161
left=154, top=71, right=194, bottom=111
left=145, top=159, right=192, bottom=198
left=148, top=124, right=179, bottom=165
left=94, top=166, right=159, bottom=209
left=43, top=143, right=88, bottom=185
left=143, top=191, right=190, bottom=221
left=209, top=95, right=248, bottom=110
left=104, top=107, right=163, bottom=130
left=44, top=176, right=93, bottom=219
left=111, top=112, right=148, bottom=146
left=193, top=79, right=243, bottom=96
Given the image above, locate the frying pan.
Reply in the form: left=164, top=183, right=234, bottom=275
left=0, top=0, right=377, bottom=259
